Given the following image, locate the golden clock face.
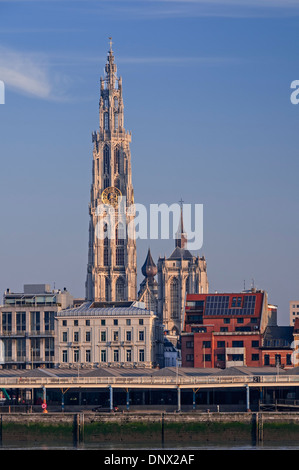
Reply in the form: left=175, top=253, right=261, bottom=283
left=101, top=186, right=122, bottom=207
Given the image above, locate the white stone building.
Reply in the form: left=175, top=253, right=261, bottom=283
left=55, top=301, right=164, bottom=368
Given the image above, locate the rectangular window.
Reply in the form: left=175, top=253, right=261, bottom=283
left=74, top=320, right=78, bottom=326
left=232, top=341, right=244, bottom=348
left=16, top=312, right=26, bottom=332
left=45, top=338, right=54, bottom=360
left=126, top=331, right=132, bottom=341
left=30, top=311, right=40, bottom=332
left=139, top=330, right=144, bottom=341
left=62, top=331, right=68, bottom=342
left=237, top=318, right=244, bottom=323
left=63, top=320, right=67, bottom=326
left=100, top=331, right=106, bottom=342
left=275, top=354, right=281, bottom=366
left=86, top=350, right=91, bottom=362
left=101, top=350, right=107, bottom=362
left=139, top=319, right=144, bottom=325
left=101, top=319, right=106, bottom=326
left=217, top=341, right=225, bottom=348
left=139, top=349, right=145, bottom=362
left=231, top=354, right=243, bottom=361
left=16, top=338, right=26, bottom=360
left=45, top=311, right=55, bottom=331
left=252, top=354, right=259, bottom=361
left=186, top=341, right=194, bottom=348
left=114, top=319, right=118, bottom=326
left=203, top=341, right=211, bottom=348
left=264, top=354, right=270, bottom=366
left=204, top=354, right=211, bottom=362
left=186, top=354, right=194, bottom=362
left=126, top=350, right=132, bottom=362
left=113, top=331, right=119, bottom=341
left=252, top=340, right=259, bottom=348
left=74, top=349, right=79, bottom=363
left=126, top=319, right=131, bottom=326
left=74, top=331, right=79, bottom=342
left=114, top=350, right=119, bottom=362
left=86, top=331, right=91, bottom=342
left=62, top=350, right=68, bottom=363
left=217, top=354, right=225, bottom=361
left=2, top=312, right=12, bottom=332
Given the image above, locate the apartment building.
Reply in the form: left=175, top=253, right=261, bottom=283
left=290, top=301, right=299, bottom=326
left=0, top=284, right=73, bottom=369
left=181, top=290, right=277, bottom=368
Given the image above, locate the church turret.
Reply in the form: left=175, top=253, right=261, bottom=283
left=141, top=248, right=158, bottom=278
left=138, top=248, right=158, bottom=312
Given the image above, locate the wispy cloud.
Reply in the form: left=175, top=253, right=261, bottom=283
left=118, top=56, right=240, bottom=65
left=45, top=51, right=240, bottom=67
left=66, top=0, right=299, bottom=20
left=1, top=0, right=299, bottom=20
left=0, top=46, right=69, bottom=100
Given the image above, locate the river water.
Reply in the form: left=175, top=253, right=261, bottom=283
left=1, top=441, right=299, bottom=450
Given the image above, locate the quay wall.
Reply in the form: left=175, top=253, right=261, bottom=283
left=1, top=412, right=299, bottom=446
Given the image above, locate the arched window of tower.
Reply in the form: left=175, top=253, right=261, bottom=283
left=115, top=277, right=125, bottom=301
left=170, top=277, right=180, bottom=320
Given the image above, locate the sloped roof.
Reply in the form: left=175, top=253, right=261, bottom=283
left=168, top=247, right=194, bottom=260
left=213, top=366, right=287, bottom=376
left=263, top=326, right=294, bottom=348
left=56, top=301, right=154, bottom=317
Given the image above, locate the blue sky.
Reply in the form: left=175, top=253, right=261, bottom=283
left=0, top=0, right=298, bottom=325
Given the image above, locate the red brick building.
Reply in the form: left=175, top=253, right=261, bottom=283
left=260, top=325, right=294, bottom=369
left=181, top=290, right=278, bottom=368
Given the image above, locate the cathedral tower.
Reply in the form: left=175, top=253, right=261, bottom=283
left=86, top=40, right=137, bottom=302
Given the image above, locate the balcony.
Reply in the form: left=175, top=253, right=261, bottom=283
left=226, top=347, right=245, bottom=355
left=226, top=347, right=245, bottom=367
left=0, top=330, right=55, bottom=338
